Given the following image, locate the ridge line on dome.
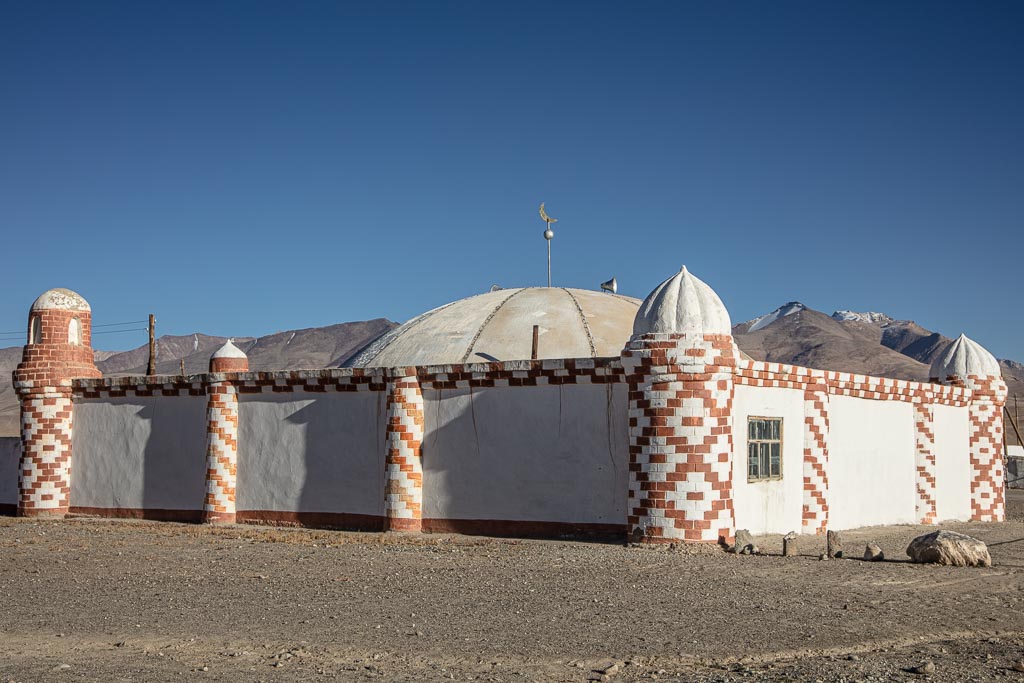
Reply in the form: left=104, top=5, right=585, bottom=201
left=459, top=289, right=528, bottom=364
left=560, top=288, right=597, bottom=357
left=343, top=297, right=467, bottom=367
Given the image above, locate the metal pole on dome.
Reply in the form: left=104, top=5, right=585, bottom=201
left=539, top=202, right=557, bottom=287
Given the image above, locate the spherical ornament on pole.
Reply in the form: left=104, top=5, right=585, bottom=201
left=544, top=228, right=554, bottom=240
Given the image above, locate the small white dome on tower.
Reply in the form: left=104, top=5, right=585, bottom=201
left=30, top=288, right=91, bottom=312
left=930, top=334, right=1001, bottom=380
left=632, top=266, right=731, bottom=337
left=212, top=340, right=247, bottom=359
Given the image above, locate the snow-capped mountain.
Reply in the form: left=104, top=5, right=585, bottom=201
left=831, top=310, right=895, bottom=324
left=743, top=301, right=806, bottom=332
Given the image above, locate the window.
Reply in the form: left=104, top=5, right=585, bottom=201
left=68, top=317, right=81, bottom=345
left=747, top=417, right=782, bottom=481
left=29, top=316, right=41, bottom=345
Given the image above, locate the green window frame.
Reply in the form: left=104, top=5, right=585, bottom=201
left=747, top=417, right=783, bottom=482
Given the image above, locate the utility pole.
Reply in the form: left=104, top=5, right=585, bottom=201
left=147, top=314, right=156, bottom=376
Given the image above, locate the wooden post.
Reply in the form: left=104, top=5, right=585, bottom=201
left=1005, top=405, right=1024, bottom=449
left=180, top=358, right=186, bottom=377
left=531, top=325, right=539, bottom=360
left=147, top=314, right=156, bottom=376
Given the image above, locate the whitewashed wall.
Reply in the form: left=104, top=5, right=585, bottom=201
left=71, top=396, right=208, bottom=512
left=933, top=403, right=971, bottom=522
left=731, top=385, right=805, bottom=534
left=421, top=384, right=628, bottom=526
left=0, top=437, right=20, bottom=510
left=828, top=396, right=916, bottom=530
left=236, top=392, right=387, bottom=517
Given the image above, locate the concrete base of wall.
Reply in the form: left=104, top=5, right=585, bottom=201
left=236, top=510, right=386, bottom=531
left=422, top=518, right=626, bottom=540
left=69, top=506, right=203, bottom=523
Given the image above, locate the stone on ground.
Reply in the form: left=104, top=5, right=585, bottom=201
left=826, top=529, right=843, bottom=558
left=864, top=542, right=884, bottom=561
left=905, top=530, right=992, bottom=567
left=733, top=529, right=757, bottom=555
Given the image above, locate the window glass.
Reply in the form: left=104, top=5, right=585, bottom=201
left=747, top=417, right=783, bottom=482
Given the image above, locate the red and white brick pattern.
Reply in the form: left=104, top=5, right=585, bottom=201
left=621, top=333, right=736, bottom=544
left=913, top=401, right=938, bottom=524
left=202, top=381, right=238, bottom=524
left=802, top=379, right=830, bottom=534
left=963, top=376, right=1007, bottom=522
left=384, top=371, right=425, bottom=531
left=17, top=390, right=75, bottom=517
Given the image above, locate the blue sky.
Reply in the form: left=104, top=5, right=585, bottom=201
left=1, top=2, right=1021, bottom=358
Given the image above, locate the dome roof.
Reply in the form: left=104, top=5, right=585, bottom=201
left=31, top=288, right=91, bottom=312
left=346, top=287, right=642, bottom=367
left=212, top=340, right=247, bottom=359
left=930, top=334, right=1001, bottom=380
left=632, top=266, right=731, bottom=336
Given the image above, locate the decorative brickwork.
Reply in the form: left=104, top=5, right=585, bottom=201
left=14, top=290, right=100, bottom=518
left=802, top=378, right=830, bottom=534
left=913, top=401, right=937, bottom=524
left=203, top=380, right=239, bottom=524
left=384, top=370, right=425, bottom=531
left=621, top=334, right=736, bottom=545
left=17, top=390, right=75, bottom=517
left=963, top=376, right=1007, bottom=522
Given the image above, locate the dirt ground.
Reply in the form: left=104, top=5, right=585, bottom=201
left=2, top=495, right=1024, bottom=682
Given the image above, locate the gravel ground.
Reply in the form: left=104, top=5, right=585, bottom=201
left=2, top=493, right=1024, bottom=682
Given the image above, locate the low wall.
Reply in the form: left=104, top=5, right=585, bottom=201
left=0, top=436, right=20, bottom=515
left=829, top=396, right=916, bottom=530
left=71, top=394, right=208, bottom=519
left=236, top=390, right=388, bottom=528
left=421, top=383, right=628, bottom=536
left=0, top=354, right=996, bottom=539
left=933, top=403, right=972, bottom=521
left=731, top=385, right=805, bottom=534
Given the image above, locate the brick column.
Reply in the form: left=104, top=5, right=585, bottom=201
left=802, top=375, right=830, bottom=534
left=202, top=380, right=239, bottom=523
left=16, top=386, right=75, bottom=517
left=913, top=400, right=938, bottom=524
left=966, top=376, right=1007, bottom=522
left=621, top=334, right=737, bottom=544
left=384, top=368, right=424, bottom=532
left=202, top=343, right=247, bottom=524
left=14, top=289, right=100, bottom=518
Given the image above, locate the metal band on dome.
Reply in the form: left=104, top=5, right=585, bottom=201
left=560, top=288, right=597, bottom=357
left=460, top=289, right=527, bottom=364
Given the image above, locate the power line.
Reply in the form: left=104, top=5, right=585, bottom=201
left=0, top=319, right=148, bottom=335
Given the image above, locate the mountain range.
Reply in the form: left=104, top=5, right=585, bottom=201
left=0, top=305, right=1020, bottom=439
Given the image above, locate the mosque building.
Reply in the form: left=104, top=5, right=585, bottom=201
left=0, top=264, right=1007, bottom=544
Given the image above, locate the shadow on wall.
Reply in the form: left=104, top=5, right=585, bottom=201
left=0, top=436, right=20, bottom=515
left=140, top=400, right=207, bottom=521
left=70, top=396, right=207, bottom=520
left=420, top=383, right=629, bottom=539
left=235, top=391, right=387, bottom=529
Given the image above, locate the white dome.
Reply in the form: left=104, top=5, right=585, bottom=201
left=212, top=340, right=248, bottom=359
left=632, top=266, right=731, bottom=337
left=930, top=334, right=1000, bottom=380
left=346, top=287, right=642, bottom=367
left=30, top=288, right=91, bottom=312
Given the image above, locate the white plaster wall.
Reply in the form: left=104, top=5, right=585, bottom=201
left=828, top=396, right=916, bottom=530
left=0, top=437, right=21, bottom=508
left=731, top=385, right=805, bottom=534
left=236, top=392, right=387, bottom=516
left=72, top=396, right=208, bottom=510
left=933, top=403, right=971, bottom=522
left=421, top=384, right=629, bottom=524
